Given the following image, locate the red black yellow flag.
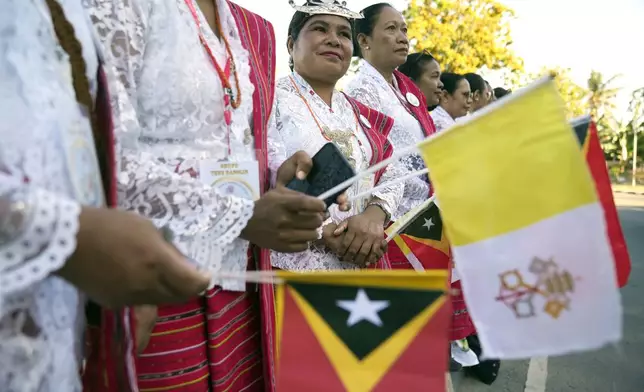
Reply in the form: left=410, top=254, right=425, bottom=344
left=385, top=198, right=451, bottom=271
left=571, top=116, right=631, bottom=287
left=275, top=270, right=450, bottom=392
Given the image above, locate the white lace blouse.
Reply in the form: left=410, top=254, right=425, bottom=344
left=344, top=59, right=430, bottom=221
left=85, top=0, right=261, bottom=291
left=268, top=73, right=403, bottom=271
left=430, top=105, right=456, bottom=132
left=0, top=0, right=102, bottom=390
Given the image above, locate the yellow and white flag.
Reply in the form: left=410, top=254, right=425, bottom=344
left=419, top=77, right=622, bottom=359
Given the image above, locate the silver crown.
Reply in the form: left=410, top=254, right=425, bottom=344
left=288, top=0, right=363, bottom=19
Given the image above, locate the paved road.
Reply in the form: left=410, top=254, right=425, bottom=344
left=451, top=193, right=644, bottom=392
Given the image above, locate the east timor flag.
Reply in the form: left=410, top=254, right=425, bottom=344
left=385, top=198, right=451, bottom=271
left=275, top=270, right=450, bottom=392
left=571, top=115, right=631, bottom=287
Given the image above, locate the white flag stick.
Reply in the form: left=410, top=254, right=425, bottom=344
left=215, top=270, right=284, bottom=285
left=348, top=168, right=429, bottom=203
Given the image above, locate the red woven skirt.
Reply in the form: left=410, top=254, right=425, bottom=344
left=135, top=287, right=264, bottom=392
left=450, top=280, right=476, bottom=341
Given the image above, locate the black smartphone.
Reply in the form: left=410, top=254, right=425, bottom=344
left=285, top=142, right=356, bottom=208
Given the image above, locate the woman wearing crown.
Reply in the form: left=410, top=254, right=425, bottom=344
left=268, top=0, right=404, bottom=272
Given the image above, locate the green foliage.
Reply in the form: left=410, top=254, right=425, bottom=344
left=404, top=0, right=524, bottom=74
left=587, top=70, right=621, bottom=159
left=587, top=70, right=620, bottom=123
left=599, top=87, right=644, bottom=167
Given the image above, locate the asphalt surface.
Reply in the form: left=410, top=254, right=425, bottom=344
left=450, top=192, right=644, bottom=392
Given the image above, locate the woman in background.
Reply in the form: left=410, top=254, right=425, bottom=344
left=494, top=86, right=512, bottom=99
left=464, top=72, right=491, bottom=113
left=344, top=3, right=437, bottom=270
left=485, top=80, right=496, bottom=103
left=398, top=50, right=444, bottom=110
left=269, top=1, right=404, bottom=272
left=431, top=72, right=472, bottom=132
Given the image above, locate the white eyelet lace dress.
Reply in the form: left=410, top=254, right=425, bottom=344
left=1, top=0, right=103, bottom=390
left=85, top=0, right=263, bottom=291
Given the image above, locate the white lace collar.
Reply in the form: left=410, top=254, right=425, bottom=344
left=290, top=71, right=343, bottom=113
left=358, top=59, right=397, bottom=88
left=358, top=58, right=385, bottom=81
left=430, top=105, right=455, bottom=132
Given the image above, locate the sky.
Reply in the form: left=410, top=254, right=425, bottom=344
left=234, top=0, right=644, bottom=119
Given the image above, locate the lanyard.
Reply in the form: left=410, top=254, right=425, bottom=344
left=184, top=0, right=241, bottom=155
left=289, top=75, right=368, bottom=167
left=289, top=76, right=362, bottom=145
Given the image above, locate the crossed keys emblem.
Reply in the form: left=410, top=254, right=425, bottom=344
left=495, top=257, right=578, bottom=319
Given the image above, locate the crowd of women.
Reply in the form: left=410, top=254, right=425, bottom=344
left=1, top=0, right=510, bottom=391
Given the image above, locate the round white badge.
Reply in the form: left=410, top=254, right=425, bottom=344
left=359, top=114, right=371, bottom=129
left=406, top=92, right=420, bottom=107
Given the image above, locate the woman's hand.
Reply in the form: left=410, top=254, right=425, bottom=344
left=332, top=206, right=388, bottom=267
left=274, top=150, right=351, bottom=212
left=57, top=207, right=211, bottom=308
left=242, top=151, right=350, bottom=252
left=320, top=222, right=346, bottom=256
left=133, top=305, right=158, bottom=354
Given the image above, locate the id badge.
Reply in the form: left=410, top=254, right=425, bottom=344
left=199, top=160, right=260, bottom=201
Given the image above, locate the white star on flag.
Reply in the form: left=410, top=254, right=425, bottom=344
left=336, top=289, right=390, bottom=327
left=422, top=217, right=434, bottom=231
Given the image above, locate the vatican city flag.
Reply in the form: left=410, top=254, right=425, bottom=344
left=418, top=76, right=622, bottom=359
left=275, top=270, right=450, bottom=391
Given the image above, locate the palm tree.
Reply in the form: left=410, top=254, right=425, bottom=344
left=587, top=71, right=622, bottom=169
left=628, top=88, right=644, bottom=185
left=587, top=70, right=621, bottom=123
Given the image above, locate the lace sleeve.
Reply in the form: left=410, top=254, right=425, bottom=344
left=0, top=174, right=80, bottom=317
left=87, top=0, right=254, bottom=244
left=370, top=159, right=405, bottom=220
left=267, top=99, right=286, bottom=188
left=0, top=33, right=83, bottom=317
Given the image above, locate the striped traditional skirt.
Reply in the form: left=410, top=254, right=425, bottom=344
left=450, top=280, right=476, bottom=341
left=136, top=287, right=264, bottom=392
left=388, top=244, right=475, bottom=340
